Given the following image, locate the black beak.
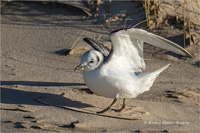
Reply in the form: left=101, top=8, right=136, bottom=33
left=74, top=64, right=84, bottom=71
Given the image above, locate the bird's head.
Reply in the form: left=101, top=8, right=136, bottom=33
left=74, top=50, right=104, bottom=72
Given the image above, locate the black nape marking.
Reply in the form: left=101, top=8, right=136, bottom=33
left=96, top=55, right=100, bottom=65
left=93, top=52, right=100, bottom=65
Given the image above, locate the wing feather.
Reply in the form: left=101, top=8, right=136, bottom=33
left=83, top=38, right=110, bottom=56
left=107, top=28, right=192, bottom=72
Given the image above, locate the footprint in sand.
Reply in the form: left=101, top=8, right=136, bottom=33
left=165, top=89, right=200, bottom=106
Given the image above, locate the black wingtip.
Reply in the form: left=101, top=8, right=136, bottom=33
left=110, top=28, right=132, bottom=35
left=83, top=37, right=88, bottom=41
left=110, top=28, right=124, bottom=34
left=83, top=38, right=91, bottom=43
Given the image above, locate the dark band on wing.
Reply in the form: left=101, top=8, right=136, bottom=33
left=110, top=28, right=129, bottom=35
left=83, top=38, right=110, bottom=56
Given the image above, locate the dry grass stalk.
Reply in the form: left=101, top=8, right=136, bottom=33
left=131, top=20, right=148, bottom=28
left=87, top=0, right=90, bottom=7
left=183, top=0, right=186, bottom=48
left=145, top=0, right=197, bottom=46
left=71, top=36, right=81, bottom=49
left=172, top=0, right=179, bottom=23
left=108, top=0, right=112, bottom=8
left=144, top=0, right=151, bottom=28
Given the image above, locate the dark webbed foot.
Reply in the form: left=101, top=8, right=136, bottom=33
left=96, top=98, right=126, bottom=114
left=96, top=98, right=117, bottom=114
left=112, top=98, right=126, bottom=112
left=96, top=107, right=111, bottom=114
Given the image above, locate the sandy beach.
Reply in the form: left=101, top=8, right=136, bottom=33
left=1, top=1, right=200, bottom=132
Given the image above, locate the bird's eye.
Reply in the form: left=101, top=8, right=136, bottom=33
left=89, top=60, right=94, bottom=63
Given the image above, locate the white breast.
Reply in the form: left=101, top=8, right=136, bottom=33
left=83, top=65, right=143, bottom=99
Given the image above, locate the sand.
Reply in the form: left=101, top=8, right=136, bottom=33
left=1, top=1, right=200, bottom=132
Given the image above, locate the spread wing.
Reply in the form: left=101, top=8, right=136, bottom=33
left=83, top=38, right=110, bottom=56
left=107, top=28, right=193, bottom=72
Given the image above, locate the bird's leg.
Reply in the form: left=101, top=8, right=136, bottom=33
left=112, top=98, right=126, bottom=112
left=96, top=98, right=117, bottom=114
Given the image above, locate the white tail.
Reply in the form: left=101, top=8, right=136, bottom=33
left=137, top=64, right=171, bottom=92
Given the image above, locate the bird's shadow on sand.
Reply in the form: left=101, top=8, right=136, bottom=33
left=1, top=81, right=93, bottom=109
left=1, top=81, right=85, bottom=87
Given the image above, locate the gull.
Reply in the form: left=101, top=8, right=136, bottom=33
left=74, top=28, right=192, bottom=114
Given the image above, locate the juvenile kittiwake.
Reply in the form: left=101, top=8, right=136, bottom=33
left=74, top=28, right=192, bottom=114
